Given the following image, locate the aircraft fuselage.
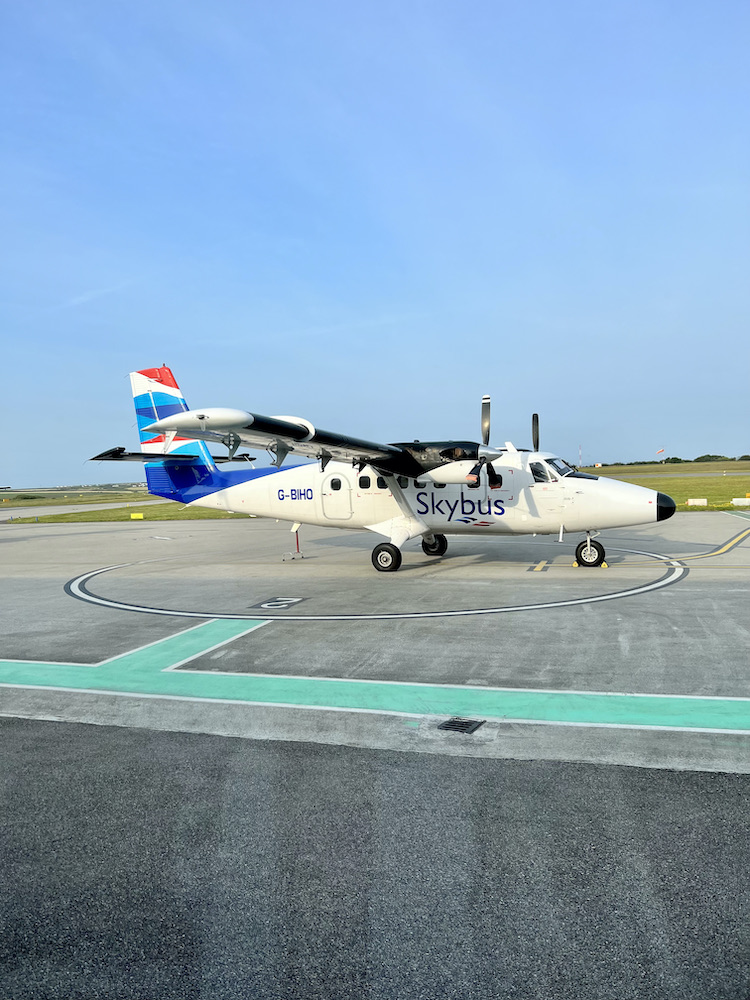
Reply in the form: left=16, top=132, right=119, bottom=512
left=177, top=452, right=670, bottom=537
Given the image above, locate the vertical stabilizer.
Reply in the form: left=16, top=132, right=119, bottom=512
left=130, top=366, right=219, bottom=500
left=130, top=366, right=215, bottom=466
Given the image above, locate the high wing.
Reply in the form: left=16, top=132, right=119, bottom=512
left=92, top=365, right=481, bottom=478
left=142, top=406, right=409, bottom=471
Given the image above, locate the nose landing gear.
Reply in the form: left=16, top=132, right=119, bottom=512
left=575, top=534, right=606, bottom=567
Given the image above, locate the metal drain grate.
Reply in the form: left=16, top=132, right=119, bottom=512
left=437, top=717, right=486, bottom=734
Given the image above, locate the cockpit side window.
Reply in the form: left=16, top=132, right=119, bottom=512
left=530, top=462, right=552, bottom=483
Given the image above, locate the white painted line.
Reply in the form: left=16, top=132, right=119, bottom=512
left=162, top=621, right=271, bottom=670
left=3, top=685, right=750, bottom=735
left=65, top=547, right=688, bottom=622
left=97, top=619, right=223, bottom=666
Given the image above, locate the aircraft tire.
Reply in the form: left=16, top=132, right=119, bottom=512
left=372, top=543, right=402, bottom=572
left=575, top=539, right=605, bottom=567
left=422, top=534, right=448, bottom=557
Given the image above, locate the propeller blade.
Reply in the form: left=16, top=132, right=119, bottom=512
left=481, top=395, right=491, bottom=447
left=532, top=413, right=539, bottom=452
left=486, top=463, right=503, bottom=490
left=465, top=460, right=483, bottom=488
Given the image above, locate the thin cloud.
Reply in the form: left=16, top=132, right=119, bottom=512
left=58, top=279, right=136, bottom=310
left=269, top=313, right=422, bottom=340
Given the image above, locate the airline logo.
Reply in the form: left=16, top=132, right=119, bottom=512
left=416, top=491, right=504, bottom=522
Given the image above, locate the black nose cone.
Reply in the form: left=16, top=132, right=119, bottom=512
left=657, top=492, right=676, bottom=521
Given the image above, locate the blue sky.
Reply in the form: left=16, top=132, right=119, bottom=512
left=2, top=0, right=748, bottom=486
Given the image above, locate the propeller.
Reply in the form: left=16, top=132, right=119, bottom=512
left=466, top=394, right=503, bottom=490
left=481, top=395, right=491, bottom=447
left=532, top=412, right=540, bottom=452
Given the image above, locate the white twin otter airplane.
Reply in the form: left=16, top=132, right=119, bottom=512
left=93, top=366, right=676, bottom=572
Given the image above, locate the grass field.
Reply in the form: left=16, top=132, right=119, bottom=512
left=581, top=460, right=750, bottom=477
left=8, top=503, right=249, bottom=524
left=1, top=489, right=149, bottom=509
left=576, top=461, right=750, bottom=509
left=630, top=477, right=750, bottom=510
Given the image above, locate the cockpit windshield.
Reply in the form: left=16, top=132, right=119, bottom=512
left=547, top=458, right=575, bottom=477
left=531, top=457, right=598, bottom=482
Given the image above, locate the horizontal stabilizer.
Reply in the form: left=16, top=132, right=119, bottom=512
left=90, top=447, right=203, bottom=464
left=91, top=447, right=256, bottom=465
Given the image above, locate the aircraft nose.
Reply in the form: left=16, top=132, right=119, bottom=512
left=656, top=492, right=676, bottom=521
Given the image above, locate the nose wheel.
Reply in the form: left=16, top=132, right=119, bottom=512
left=575, top=538, right=606, bottom=567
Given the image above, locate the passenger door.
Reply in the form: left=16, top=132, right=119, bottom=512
left=321, top=473, right=353, bottom=520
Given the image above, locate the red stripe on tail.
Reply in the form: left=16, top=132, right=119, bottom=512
left=137, top=366, right=179, bottom=389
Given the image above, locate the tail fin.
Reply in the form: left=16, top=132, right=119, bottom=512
left=130, top=366, right=215, bottom=465
left=130, top=366, right=218, bottom=500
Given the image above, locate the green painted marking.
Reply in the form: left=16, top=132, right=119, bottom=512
left=0, top=620, right=267, bottom=687
left=3, top=619, right=750, bottom=733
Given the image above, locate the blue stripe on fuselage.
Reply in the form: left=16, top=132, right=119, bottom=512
left=145, top=462, right=292, bottom=504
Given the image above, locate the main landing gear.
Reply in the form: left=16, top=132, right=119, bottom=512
left=372, top=534, right=448, bottom=572
left=421, top=533, right=448, bottom=557
left=575, top=534, right=606, bottom=567
left=372, top=543, right=402, bottom=572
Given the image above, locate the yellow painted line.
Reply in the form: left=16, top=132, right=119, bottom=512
left=532, top=560, right=548, bottom=572
left=627, top=527, right=750, bottom=566
left=685, top=527, right=750, bottom=558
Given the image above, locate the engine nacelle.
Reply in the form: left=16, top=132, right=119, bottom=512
left=270, top=416, right=316, bottom=442
left=426, top=460, right=479, bottom=485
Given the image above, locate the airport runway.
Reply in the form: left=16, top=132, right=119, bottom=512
left=2, top=513, right=749, bottom=997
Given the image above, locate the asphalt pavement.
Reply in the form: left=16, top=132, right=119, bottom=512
left=2, top=718, right=749, bottom=1000
left=2, top=513, right=750, bottom=998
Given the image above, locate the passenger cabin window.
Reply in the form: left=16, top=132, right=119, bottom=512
left=414, top=480, right=426, bottom=488
left=434, top=481, right=446, bottom=489
left=397, top=476, right=409, bottom=488
left=530, top=462, right=554, bottom=483
left=376, top=476, right=387, bottom=490
left=331, top=478, right=342, bottom=491
left=358, top=476, right=371, bottom=489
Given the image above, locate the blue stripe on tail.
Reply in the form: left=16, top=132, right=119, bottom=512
left=133, top=391, right=189, bottom=441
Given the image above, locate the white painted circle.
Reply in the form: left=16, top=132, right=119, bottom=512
left=65, top=547, right=688, bottom=622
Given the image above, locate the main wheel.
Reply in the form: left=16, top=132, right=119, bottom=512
left=421, top=534, right=448, bottom=557
left=575, top=539, right=605, bottom=567
left=372, top=543, right=402, bottom=572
